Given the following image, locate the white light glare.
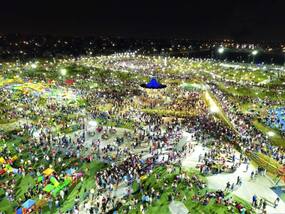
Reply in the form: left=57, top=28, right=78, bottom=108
left=31, top=63, right=37, bottom=69
left=88, top=121, right=97, bottom=127
left=252, top=50, right=258, bottom=56
left=60, top=68, right=67, bottom=76
left=218, top=47, right=224, bottom=54
left=267, top=131, right=275, bottom=137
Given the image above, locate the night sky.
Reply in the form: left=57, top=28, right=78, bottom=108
left=0, top=0, right=284, bottom=41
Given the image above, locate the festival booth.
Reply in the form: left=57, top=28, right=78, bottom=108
left=0, top=156, right=19, bottom=176
left=43, top=168, right=54, bottom=176
left=33, top=199, right=47, bottom=212
left=41, top=168, right=80, bottom=197
left=16, top=199, right=36, bottom=214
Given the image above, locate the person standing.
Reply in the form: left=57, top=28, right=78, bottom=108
left=60, top=189, right=65, bottom=200
left=252, top=194, right=257, bottom=207
left=274, top=197, right=280, bottom=208
left=258, top=198, right=263, bottom=209
left=262, top=200, right=267, bottom=212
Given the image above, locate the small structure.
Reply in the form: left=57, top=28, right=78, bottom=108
left=141, top=77, right=166, bottom=89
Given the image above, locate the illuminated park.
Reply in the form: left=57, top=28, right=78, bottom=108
left=0, top=51, right=285, bottom=214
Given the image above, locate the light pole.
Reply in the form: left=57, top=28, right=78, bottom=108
left=251, top=50, right=258, bottom=64
left=217, top=47, right=225, bottom=60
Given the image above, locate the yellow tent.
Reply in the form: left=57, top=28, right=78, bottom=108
left=43, top=168, right=54, bottom=176
left=0, top=157, right=5, bottom=164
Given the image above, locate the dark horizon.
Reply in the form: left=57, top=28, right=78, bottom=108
left=0, top=1, right=285, bottom=42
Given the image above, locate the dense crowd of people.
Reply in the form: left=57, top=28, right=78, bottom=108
left=1, top=56, right=284, bottom=214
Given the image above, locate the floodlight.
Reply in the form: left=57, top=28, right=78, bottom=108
left=252, top=50, right=258, bottom=56
left=218, top=47, right=224, bottom=54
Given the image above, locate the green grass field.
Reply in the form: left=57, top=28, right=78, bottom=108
left=119, top=166, right=253, bottom=214
left=253, top=120, right=285, bottom=148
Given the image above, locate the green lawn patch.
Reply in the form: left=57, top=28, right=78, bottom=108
left=120, top=166, right=253, bottom=214
left=253, top=120, right=285, bottom=148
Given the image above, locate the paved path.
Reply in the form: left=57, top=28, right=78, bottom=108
left=182, top=144, right=209, bottom=168
left=207, top=163, right=285, bottom=214
left=181, top=139, right=285, bottom=214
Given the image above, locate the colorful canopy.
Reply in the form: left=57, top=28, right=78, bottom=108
left=65, top=168, right=75, bottom=175
left=43, top=184, right=55, bottom=193
left=50, top=176, right=59, bottom=187
left=43, top=168, right=54, bottom=176
left=37, top=176, right=44, bottom=182
left=16, top=208, right=22, bottom=214
left=0, top=157, right=5, bottom=163
left=22, top=199, right=35, bottom=209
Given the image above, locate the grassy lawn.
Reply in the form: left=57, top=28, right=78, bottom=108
left=0, top=198, right=18, bottom=213
left=253, top=120, right=285, bottom=148
left=247, top=151, right=282, bottom=176
left=15, top=175, right=36, bottom=200
left=119, top=166, right=253, bottom=214
left=0, top=145, right=107, bottom=213
left=142, top=108, right=199, bottom=117
left=96, top=117, right=135, bottom=130
left=217, top=82, right=285, bottom=102
left=214, top=69, right=271, bottom=84
left=57, top=161, right=107, bottom=212
left=202, top=91, right=237, bottom=132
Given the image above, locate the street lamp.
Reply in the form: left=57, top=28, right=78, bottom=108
left=218, top=47, right=225, bottom=54
left=251, top=50, right=258, bottom=64
left=217, top=47, right=225, bottom=61
left=252, top=50, right=258, bottom=56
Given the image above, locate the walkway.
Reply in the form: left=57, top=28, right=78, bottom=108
left=182, top=139, right=285, bottom=214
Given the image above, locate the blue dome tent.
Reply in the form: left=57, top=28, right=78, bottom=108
left=141, top=77, right=166, bottom=89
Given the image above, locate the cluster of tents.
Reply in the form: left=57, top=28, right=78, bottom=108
left=0, top=155, right=19, bottom=175
left=14, top=167, right=83, bottom=214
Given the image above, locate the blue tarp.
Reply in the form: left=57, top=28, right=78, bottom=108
left=16, top=208, right=22, bottom=214
left=22, top=199, right=35, bottom=209
left=65, top=168, right=75, bottom=175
